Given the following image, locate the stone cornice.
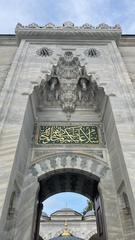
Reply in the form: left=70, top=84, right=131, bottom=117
left=0, top=35, right=17, bottom=46
left=15, top=21, right=122, bottom=45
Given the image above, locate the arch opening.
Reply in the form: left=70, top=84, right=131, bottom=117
left=40, top=192, right=96, bottom=240
left=33, top=169, right=105, bottom=240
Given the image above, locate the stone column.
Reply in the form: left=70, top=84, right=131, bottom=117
left=34, top=201, right=43, bottom=240
left=0, top=40, right=35, bottom=235
left=99, top=170, right=124, bottom=240
left=105, top=41, right=135, bottom=227
left=13, top=174, right=39, bottom=240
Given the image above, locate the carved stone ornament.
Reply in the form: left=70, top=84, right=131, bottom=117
left=36, top=47, right=53, bottom=57
left=45, top=23, right=55, bottom=28
left=63, top=21, right=74, bottom=28
left=97, top=23, right=111, bottom=29
left=16, top=22, right=121, bottom=30
left=15, top=22, right=122, bottom=46
left=81, top=23, right=94, bottom=29
left=84, top=48, right=100, bottom=57
left=36, top=51, right=99, bottom=119
left=27, top=23, right=39, bottom=28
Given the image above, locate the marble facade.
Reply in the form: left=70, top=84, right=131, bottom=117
left=0, top=22, right=135, bottom=240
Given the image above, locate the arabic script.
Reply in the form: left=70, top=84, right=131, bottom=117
left=38, top=125, right=99, bottom=144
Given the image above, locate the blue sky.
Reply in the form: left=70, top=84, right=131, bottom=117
left=43, top=192, right=89, bottom=215
left=0, top=0, right=135, bottom=34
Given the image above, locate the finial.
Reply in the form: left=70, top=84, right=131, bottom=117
left=61, top=220, right=71, bottom=237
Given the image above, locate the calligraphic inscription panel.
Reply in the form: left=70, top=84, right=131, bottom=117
left=38, top=126, right=99, bottom=144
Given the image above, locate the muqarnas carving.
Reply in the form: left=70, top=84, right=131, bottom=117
left=36, top=51, right=99, bottom=119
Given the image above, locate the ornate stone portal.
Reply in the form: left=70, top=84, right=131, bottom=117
left=0, top=22, right=135, bottom=240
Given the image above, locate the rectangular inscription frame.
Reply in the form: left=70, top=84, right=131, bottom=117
left=34, top=122, right=104, bottom=145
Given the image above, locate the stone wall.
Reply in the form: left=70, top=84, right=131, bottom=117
left=0, top=26, right=135, bottom=240
left=0, top=36, right=17, bottom=91
left=40, top=220, right=97, bottom=240
left=119, top=36, right=135, bottom=88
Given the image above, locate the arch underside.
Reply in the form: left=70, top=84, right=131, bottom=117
left=32, top=151, right=109, bottom=201
left=39, top=170, right=99, bottom=201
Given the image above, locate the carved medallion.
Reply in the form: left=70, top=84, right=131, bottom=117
left=36, top=51, right=99, bottom=119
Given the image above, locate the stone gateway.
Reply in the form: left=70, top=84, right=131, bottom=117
left=0, top=22, right=135, bottom=240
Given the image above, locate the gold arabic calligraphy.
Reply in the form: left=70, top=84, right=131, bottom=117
left=38, top=126, right=99, bottom=144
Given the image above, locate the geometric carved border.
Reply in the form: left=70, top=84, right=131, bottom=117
left=31, top=152, right=109, bottom=179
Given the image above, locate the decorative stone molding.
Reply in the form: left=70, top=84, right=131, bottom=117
left=86, top=230, right=98, bottom=239
left=27, top=23, right=39, bottom=28
left=15, top=22, right=122, bottom=45
left=81, top=23, right=95, bottom=29
left=63, top=21, right=75, bottom=28
left=30, top=152, right=109, bottom=202
left=32, top=149, right=104, bottom=163
left=44, top=22, right=56, bottom=28
left=16, top=22, right=121, bottom=30
left=31, top=152, right=109, bottom=179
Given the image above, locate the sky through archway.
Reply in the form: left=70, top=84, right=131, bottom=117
left=43, top=192, right=89, bottom=215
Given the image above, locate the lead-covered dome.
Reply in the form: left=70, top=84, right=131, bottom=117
left=50, top=236, right=83, bottom=240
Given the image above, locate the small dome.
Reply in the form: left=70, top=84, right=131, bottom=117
left=42, top=212, right=48, bottom=217
left=51, top=208, right=82, bottom=216
left=56, top=208, right=74, bottom=212
left=49, top=236, right=83, bottom=240
left=84, top=209, right=95, bottom=216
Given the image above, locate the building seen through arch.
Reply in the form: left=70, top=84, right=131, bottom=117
left=0, top=22, right=135, bottom=240
left=40, top=207, right=97, bottom=240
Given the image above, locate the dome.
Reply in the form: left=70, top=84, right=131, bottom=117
left=84, top=209, right=95, bottom=217
left=42, top=212, right=48, bottom=217
left=51, top=208, right=82, bottom=216
left=49, top=236, right=83, bottom=240
left=41, top=212, right=50, bottom=221
left=50, top=208, right=82, bottom=221
left=56, top=208, right=75, bottom=212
